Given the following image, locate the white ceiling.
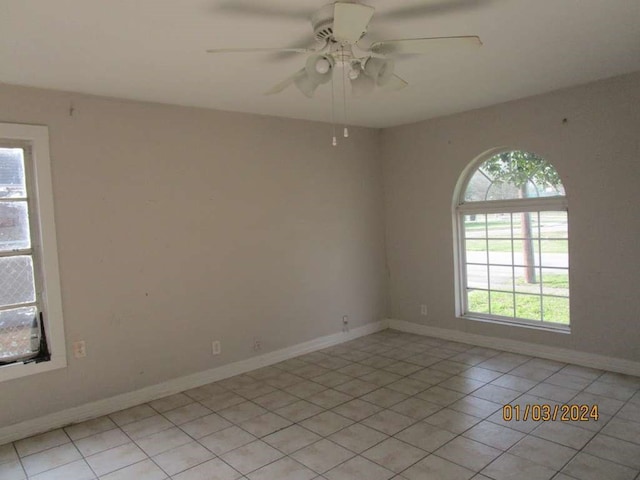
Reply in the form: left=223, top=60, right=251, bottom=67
left=1, top=0, right=639, bottom=128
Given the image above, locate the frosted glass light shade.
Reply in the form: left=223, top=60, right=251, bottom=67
left=305, top=54, right=335, bottom=85
left=364, top=57, right=395, bottom=86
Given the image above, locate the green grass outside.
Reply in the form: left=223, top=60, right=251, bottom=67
left=468, top=289, right=569, bottom=324
left=517, top=273, right=569, bottom=289
left=472, top=272, right=569, bottom=297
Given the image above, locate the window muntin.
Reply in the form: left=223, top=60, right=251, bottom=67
left=456, top=151, right=569, bottom=330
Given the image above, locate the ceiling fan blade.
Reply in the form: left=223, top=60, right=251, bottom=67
left=269, top=34, right=323, bottom=61
left=207, top=47, right=314, bottom=54
left=370, top=36, right=482, bottom=55
left=264, top=69, right=306, bottom=95
left=379, top=0, right=495, bottom=21
left=214, top=1, right=313, bottom=20
left=333, top=3, right=375, bottom=44
left=381, top=74, right=409, bottom=92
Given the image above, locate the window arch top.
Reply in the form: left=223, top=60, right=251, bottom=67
left=462, top=150, right=565, bottom=203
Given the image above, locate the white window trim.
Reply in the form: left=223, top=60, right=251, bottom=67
left=0, top=123, right=66, bottom=382
left=452, top=147, right=570, bottom=333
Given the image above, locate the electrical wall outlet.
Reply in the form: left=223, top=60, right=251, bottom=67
left=73, top=340, right=86, bottom=358
left=420, top=304, right=428, bottom=316
left=212, top=340, right=221, bottom=355
left=342, top=315, right=349, bottom=332
left=253, top=339, right=262, bottom=351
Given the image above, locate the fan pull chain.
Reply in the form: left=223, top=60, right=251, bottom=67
left=331, top=64, right=337, bottom=146
left=341, top=47, right=349, bottom=138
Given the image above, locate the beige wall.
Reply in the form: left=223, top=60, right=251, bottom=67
left=0, top=84, right=388, bottom=426
left=2, top=71, right=639, bottom=429
left=382, top=72, right=640, bottom=361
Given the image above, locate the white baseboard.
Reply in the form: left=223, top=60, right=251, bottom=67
left=388, top=319, right=640, bottom=377
left=0, top=320, right=388, bottom=445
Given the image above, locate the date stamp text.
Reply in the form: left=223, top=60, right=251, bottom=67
left=502, top=404, right=599, bottom=422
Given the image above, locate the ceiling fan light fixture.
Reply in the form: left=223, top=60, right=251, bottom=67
left=306, top=54, right=335, bottom=84
left=364, top=57, right=395, bottom=87
left=315, top=58, right=332, bottom=74
left=348, top=64, right=361, bottom=80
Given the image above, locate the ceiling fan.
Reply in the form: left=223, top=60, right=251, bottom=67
left=206, top=1, right=483, bottom=98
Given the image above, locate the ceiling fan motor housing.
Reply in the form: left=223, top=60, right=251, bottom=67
left=311, top=4, right=337, bottom=43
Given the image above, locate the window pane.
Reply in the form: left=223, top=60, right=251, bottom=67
left=0, top=306, right=38, bottom=360
left=486, top=213, right=512, bottom=238
left=540, top=240, right=568, bottom=267
left=0, top=148, right=27, bottom=199
left=490, top=291, right=514, bottom=317
left=539, top=211, right=568, bottom=239
left=512, top=212, right=540, bottom=239
left=0, top=201, right=31, bottom=251
left=542, top=296, right=570, bottom=324
left=462, top=151, right=565, bottom=202
left=485, top=181, right=522, bottom=201
left=465, top=239, right=488, bottom=265
left=515, top=294, right=542, bottom=321
left=490, top=265, right=514, bottom=292
left=464, top=214, right=487, bottom=238
left=488, top=239, right=513, bottom=265
left=515, top=266, right=541, bottom=293
left=512, top=239, right=540, bottom=271
left=464, top=171, right=492, bottom=202
left=541, top=269, right=569, bottom=297
left=467, top=289, right=489, bottom=314
left=0, top=256, right=36, bottom=306
left=466, top=264, right=488, bottom=289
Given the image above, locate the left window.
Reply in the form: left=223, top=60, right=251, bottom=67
left=0, top=123, right=65, bottom=382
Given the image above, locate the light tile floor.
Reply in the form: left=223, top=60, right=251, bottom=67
left=2, top=329, right=640, bottom=480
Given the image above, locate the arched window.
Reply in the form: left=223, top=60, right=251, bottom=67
left=454, top=150, right=569, bottom=330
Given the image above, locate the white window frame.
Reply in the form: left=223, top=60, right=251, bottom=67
left=0, top=123, right=66, bottom=382
left=453, top=148, right=570, bottom=333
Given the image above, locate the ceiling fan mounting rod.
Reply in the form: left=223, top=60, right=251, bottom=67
left=329, top=43, right=356, bottom=66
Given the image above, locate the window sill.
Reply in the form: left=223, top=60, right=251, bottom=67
left=0, top=354, right=67, bottom=383
left=460, top=313, right=571, bottom=334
